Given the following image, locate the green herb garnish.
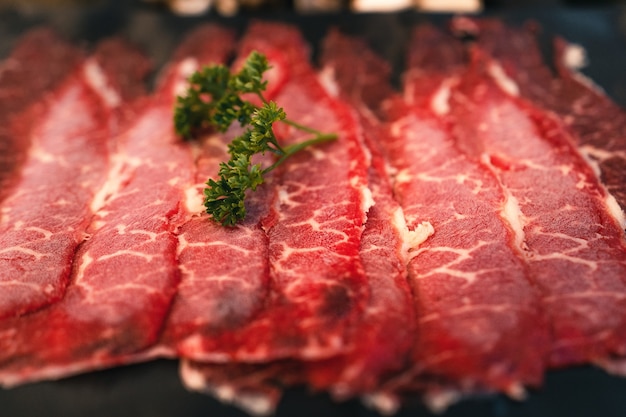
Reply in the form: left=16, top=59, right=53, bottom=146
left=174, top=51, right=337, bottom=226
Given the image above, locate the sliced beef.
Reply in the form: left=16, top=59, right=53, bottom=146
left=177, top=135, right=401, bottom=413
left=155, top=124, right=273, bottom=354
left=318, top=25, right=548, bottom=407
left=178, top=131, right=407, bottom=410
left=0, top=29, right=83, bottom=318
left=300, top=142, right=414, bottom=398
left=178, top=26, right=550, bottom=415
left=140, top=24, right=275, bottom=358
left=175, top=22, right=372, bottom=363
left=0, top=26, right=231, bottom=386
left=301, top=29, right=416, bottom=399
left=0, top=36, right=147, bottom=319
left=463, top=18, right=626, bottom=220
left=448, top=46, right=626, bottom=368
left=381, top=26, right=548, bottom=405
left=2, top=18, right=626, bottom=415
left=189, top=21, right=626, bottom=410
left=0, top=28, right=83, bottom=207
left=176, top=25, right=378, bottom=413
left=250, top=22, right=371, bottom=361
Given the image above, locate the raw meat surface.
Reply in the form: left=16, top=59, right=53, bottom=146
left=179, top=129, right=406, bottom=413
left=181, top=26, right=552, bottom=411
left=448, top=47, right=626, bottom=367
left=177, top=22, right=372, bottom=362
left=179, top=113, right=410, bottom=412
left=0, top=28, right=83, bottom=207
left=385, top=25, right=547, bottom=400
left=463, top=18, right=626, bottom=218
left=0, top=26, right=231, bottom=386
left=146, top=23, right=275, bottom=355
left=0, top=37, right=144, bottom=319
left=306, top=29, right=416, bottom=398
left=2, top=18, right=626, bottom=416
left=156, top=128, right=272, bottom=354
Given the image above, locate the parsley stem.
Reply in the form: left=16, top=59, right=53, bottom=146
left=256, top=92, right=268, bottom=105
left=257, top=90, right=325, bottom=136
left=263, top=132, right=338, bottom=174
left=282, top=118, right=328, bottom=136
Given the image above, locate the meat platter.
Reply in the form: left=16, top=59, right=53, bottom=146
left=1, top=2, right=626, bottom=416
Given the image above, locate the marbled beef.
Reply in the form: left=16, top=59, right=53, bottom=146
left=0, top=36, right=146, bottom=319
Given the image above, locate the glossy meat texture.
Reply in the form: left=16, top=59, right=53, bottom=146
left=200, top=26, right=551, bottom=412
left=462, top=18, right=626, bottom=219
left=156, top=126, right=273, bottom=354
left=301, top=29, right=415, bottom=399
left=179, top=143, right=410, bottom=410
left=180, top=31, right=413, bottom=412
left=0, top=36, right=145, bottom=319
left=388, top=26, right=548, bottom=403
left=146, top=23, right=274, bottom=357
left=0, top=28, right=83, bottom=208
left=177, top=22, right=371, bottom=362
left=448, top=46, right=626, bottom=368
left=2, top=19, right=626, bottom=416
left=0, top=26, right=229, bottom=386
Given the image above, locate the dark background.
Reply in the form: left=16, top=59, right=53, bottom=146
left=0, top=1, right=625, bottom=104
left=1, top=2, right=625, bottom=416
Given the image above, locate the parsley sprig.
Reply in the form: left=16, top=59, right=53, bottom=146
left=174, top=51, right=337, bottom=226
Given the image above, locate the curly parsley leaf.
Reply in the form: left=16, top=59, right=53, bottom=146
left=174, top=51, right=337, bottom=226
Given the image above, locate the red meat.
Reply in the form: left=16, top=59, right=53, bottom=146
left=0, top=26, right=230, bottom=386
left=462, top=18, right=626, bottom=218
left=174, top=22, right=372, bottom=363
left=0, top=36, right=146, bottom=319
left=448, top=46, right=626, bottom=368
left=379, top=26, right=548, bottom=406
left=0, top=28, right=83, bottom=207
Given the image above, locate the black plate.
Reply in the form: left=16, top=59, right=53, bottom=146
left=1, top=2, right=626, bottom=416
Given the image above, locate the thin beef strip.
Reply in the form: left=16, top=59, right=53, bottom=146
left=0, top=26, right=229, bottom=386
left=376, top=25, right=548, bottom=410
left=177, top=21, right=372, bottom=363
left=0, top=35, right=147, bottom=319
left=0, top=28, right=83, bottom=208
left=178, top=28, right=414, bottom=415
left=447, top=44, right=626, bottom=369
left=460, top=18, right=626, bottom=224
